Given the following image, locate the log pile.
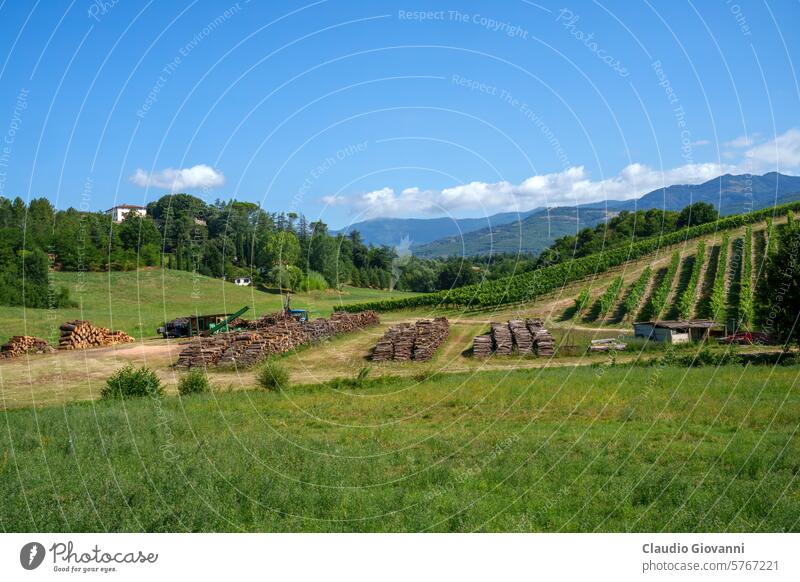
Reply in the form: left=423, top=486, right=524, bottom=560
left=0, top=336, right=56, bottom=358
left=413, top=317, right=449, bottom=362
left=58, top=321, right=135, bottom=350
left=471, top=318, right=556, bottom=357
left=491, top=322, right=513, bottom=355
left=371, top=318, right=449, bottom=362
left=177, top=311, right=379, bottom=368
left=527, top=318, right=555, bottom=356
left=509, top=319, right=533, bottom=353
left=472, top=334, right=493, bottom=358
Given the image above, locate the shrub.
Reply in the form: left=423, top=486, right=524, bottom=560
left=102, top=365, right=163, bottom=399
left=178, top=369, right=210, bottom=396
left=298, top=270, right=328, bottom=292
left=257, top=360, right=290, bottom=391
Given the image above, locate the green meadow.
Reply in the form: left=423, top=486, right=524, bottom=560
left=1, top=364, right=797, bottom=532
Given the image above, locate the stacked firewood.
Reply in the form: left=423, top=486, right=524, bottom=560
left=509, top=319, right=533, bottom=352
left=472, top=334, right=493, bottom=358
left=371, top=318, right=449, bottom=362
left=491, top=322, right=514, bottom=355
left=527, top=319, right=555, bottom=356
left=472, top=318, right=556, bottom=357
left=413, top=317, right=449, bottom=361
left=371, top=325, right=403, bottom=361
left=0, top=336, right=56, bottom=358
left=243, top=311, right=293, bottom=329
left=177, top=311, right=379, bottom=368
left=58, top=321, right=135, bottom=350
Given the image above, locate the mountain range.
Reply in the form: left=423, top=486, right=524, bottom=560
left=337, top=172, right=800, bottom=257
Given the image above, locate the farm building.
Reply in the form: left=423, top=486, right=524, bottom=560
left=234, top=277, right=251, bottom=286
left=107, top=204, right=147, bottom=223
left=633, top=320, right=722, bottom=344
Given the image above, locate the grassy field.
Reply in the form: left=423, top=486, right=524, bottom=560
left=0, top=269, right=416, bottom=344
left=1, top=364, right=797, bottom=532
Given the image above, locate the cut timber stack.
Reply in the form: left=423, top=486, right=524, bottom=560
left=0, top=336, right=55, bottom=358
left=509, top=319, right=533, bottom=353
left=371, top=318, right=450, bottom=362
left=471, top=318, right=556, bottom=358
left=177, top=310, right=379, bottom=368
left=491, top=322, right=513, bottom=355
left=472, top=334, right=492, bottom=358
left=527, top=318, right=555, bottom=356
left=392, top=324, right=416, bottom=361
left=58, top=321, right=135, bottom=350
left=413, top=317, right=449, bottom=362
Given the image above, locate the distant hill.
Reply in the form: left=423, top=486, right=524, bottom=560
left=583, top=172, right=800, bottom=215
left=413, top=172, right=800, bottom=257
left=334, top=208, right=541, bottom=248
left=413, top=207, right=612, bottom=257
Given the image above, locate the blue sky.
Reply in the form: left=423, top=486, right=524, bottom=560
left=0, top=0, right=798, bottom=228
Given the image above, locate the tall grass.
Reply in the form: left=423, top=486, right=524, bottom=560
left=1, top=364, right=797, bottom=532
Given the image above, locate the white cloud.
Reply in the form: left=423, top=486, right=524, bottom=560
left=746, top=128, right=800, bottom=170
left=130, top=164, right=225, bottom=190
left=345, top=161, right=739, bottom=218
left=725, top=135, right=757, bottom=148
left=691, top=139, right=710, bottom=147
left=321, top=194, right=345, bottom=206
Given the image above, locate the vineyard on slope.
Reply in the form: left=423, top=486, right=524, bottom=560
left=337, top=202, right=800, bottom=313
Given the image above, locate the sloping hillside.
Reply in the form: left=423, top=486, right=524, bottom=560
left=412, top=172, right=800, bottom=257
left=0, top=269, right=414, bottom=343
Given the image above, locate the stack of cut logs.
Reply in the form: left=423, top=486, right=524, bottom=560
left=371, top=318, right=449, bottom=362
left=58, top=320, right=135, bottom=350
left=177, top=310, right=379, bottom=368
left=0, top=335, right=56, bottom=358
left=491, top=322, right=514, bottom=355
left=526, top=318, right=555, bottom=356
left=413, top=317, right=449, bottom=361
left=509, top=319, right=533, bottom=353
left=474, top=318, right=556, bottom=357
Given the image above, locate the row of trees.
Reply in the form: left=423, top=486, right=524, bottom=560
left=0, top=193, right=531, bottom=307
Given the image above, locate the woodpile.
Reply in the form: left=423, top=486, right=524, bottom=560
left=471, top=318, right=556, bottom=357
left=371, top=318, right=449, bottom=362
left=413, top=317, right=449, bottom=362
left=177, top=310, right=379, bottom=368
left=491, top=322, right=513, bottom=355
left=58, top=321, right=135, bottom=350
left=527, top=318, right=555, bottom=356
left=472, top=334, right=492, bottom=358
left=0, top=336, right=56, bottom=358
left=509, top=319, right=533, bottom=353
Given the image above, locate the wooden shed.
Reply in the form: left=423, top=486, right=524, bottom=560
left=633, top=320, right=722, bottom=344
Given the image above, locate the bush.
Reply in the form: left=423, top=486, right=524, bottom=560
left=102, top=365, right=163, bottom=399
left=178, top=369, right=210, bottom=396
left=298, top=270, right=328, bottom=292
left=257, top=360, right=290, bottom=391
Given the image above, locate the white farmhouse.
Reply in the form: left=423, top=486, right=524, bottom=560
left=107, top=204, right=147, bottom=223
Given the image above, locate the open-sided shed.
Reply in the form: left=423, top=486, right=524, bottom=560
left=633, top=319, right=722, bottom=344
